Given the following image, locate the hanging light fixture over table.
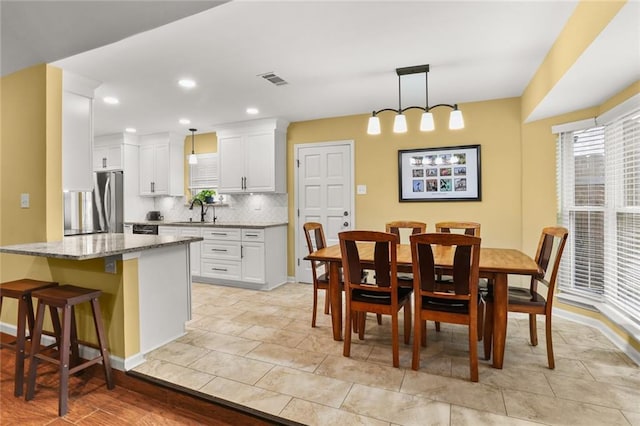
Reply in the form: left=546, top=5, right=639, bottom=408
left=188, top=128, right=198, bottom=165
left=367, top=64, right=464, bottom=135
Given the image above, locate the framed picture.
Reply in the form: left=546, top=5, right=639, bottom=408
left=398, top=144, right=481, bottom=202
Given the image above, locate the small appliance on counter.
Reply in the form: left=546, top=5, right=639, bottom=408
left=146, top=211, right=163, bottom=221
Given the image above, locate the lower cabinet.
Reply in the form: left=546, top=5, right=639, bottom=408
left=199, top=226, right=286, bottom=290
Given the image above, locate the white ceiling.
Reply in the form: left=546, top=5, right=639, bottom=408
left=3, top=1, right=639, bottom=137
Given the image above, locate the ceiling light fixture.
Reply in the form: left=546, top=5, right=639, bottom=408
left=367, top=64, right=464, bottom=135
left=178, top=79, right=196, bottom=88
left=179, top=118, right=191, bottom=125
left=246, top=107, right=259, bottom=115
left=125, top=127, right=136, bottom=133
left=103, top=96, right=119, bottom=105
left=188, top=128, right=198, bottom=165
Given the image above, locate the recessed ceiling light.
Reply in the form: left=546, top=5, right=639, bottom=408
left=179, top=118, right=191, bottom=125
left=125, top=127, right=137, bottom=133
left=246, top=107, right=259, bottom=115
left=178, top=79, right=196, bottom=89
left=103, top=96, right=119, bottom=105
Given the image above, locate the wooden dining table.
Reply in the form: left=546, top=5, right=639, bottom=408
left=305, top=243, right=540, bottom=369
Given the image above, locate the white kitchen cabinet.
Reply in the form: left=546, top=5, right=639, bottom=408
left=217, top=118, right=289, bottom=193
left=94, top=133, right=133, bottom=171
left=62, top=72, right=100, bottom=192
left=93, top=143, right=122, bottom=171
left=139, top=132, right=184, bottom=196
left=198, top=225, right=286, bottom=290
left=159, top=225, right=201, bottom=277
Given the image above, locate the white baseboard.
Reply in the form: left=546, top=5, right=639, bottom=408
left=1, top=321, right=143, bottom=371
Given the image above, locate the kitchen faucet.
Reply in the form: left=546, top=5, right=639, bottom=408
left=189, top=198, right=206, bottom=222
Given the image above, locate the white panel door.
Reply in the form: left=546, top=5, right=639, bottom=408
left=295, top=142, right=353, bottom=283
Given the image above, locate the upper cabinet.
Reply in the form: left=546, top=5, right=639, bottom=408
left=93, top=133, right=131, bottom=171
left=138, top=132, right=184, bottom=196
left=217, top=118, right=289, bottom=194
left=62, top=72, right=100, bottom=191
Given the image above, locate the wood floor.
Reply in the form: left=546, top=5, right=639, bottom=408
left=0, top=333, right=287, bottom=425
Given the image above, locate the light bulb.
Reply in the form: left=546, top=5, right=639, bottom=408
left=449, top=109, right=465, bottom=130
left=189, top=154, right=197, bottom=165
left=393, top=114, right=407, bottom=133
left=367, top=116, right=381, bottom=135
left=420, top=112, right=435, bottom=131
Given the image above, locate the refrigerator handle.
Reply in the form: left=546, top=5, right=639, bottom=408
left=104, top=175, right=111, bottom=232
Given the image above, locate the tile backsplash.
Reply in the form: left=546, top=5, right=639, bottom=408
left=155, top=193, right=288, bottom=223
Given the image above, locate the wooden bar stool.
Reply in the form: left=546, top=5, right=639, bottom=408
left=25, top=285, right=115, bottom=416
left=0, top=279, right=59, bottom=397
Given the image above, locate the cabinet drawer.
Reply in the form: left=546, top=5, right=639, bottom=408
left=242, top=229, right=264, bottom=242
left=202, top=228, right=241, bottom=241
left=201, top=259, right=241, bottom=281
left=201, top=241, right=241, bottom=260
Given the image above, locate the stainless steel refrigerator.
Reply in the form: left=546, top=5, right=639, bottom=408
left=64, top=171, right=124, bottom=235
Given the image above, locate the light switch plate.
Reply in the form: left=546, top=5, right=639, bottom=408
left=20, top=193, right=29, bottom=208
left=357, top=185, right=367, bottom=195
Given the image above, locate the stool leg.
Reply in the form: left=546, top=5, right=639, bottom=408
left=14, top=294, right=29, bottom=397
left=90, top=298, right=114, bottom=389
left=58, top=305, right=72, bottom=417
left=69, top=307, right=80, bottom=370
left=25, top=300, right=46, bottom=401
left=49, top=306, right=62, bottom=350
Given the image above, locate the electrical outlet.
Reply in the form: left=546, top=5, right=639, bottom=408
left=20, top=193, right=30, bottom=208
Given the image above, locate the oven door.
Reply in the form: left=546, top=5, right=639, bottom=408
left=132, top=224, right=159, bottom=235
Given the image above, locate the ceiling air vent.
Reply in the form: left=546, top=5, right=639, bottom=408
left=258, top=72, right=288, bottom=86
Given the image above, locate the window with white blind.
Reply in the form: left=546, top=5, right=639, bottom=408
left=189, top=153, right=218, bottom=190
left=557, top=108, right=640, bottom=325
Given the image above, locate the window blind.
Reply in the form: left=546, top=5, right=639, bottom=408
left=557, top=108, right=640, bottom=325
left=603, top=112, right=640, bottom=321
left=189, top=153, right=218, bottom=190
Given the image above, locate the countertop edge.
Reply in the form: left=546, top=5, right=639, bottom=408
left=0, top=235, right=204, bottom=261
left=126, top=221, right=288, bottom=229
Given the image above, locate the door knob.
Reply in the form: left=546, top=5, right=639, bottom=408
left=344, top=222, right=349, bottom=227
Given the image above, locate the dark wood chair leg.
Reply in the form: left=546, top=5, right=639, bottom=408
left=14, top=294, right=29, bottom=397
left=91, top=298, right=114, bottom=389
left=58, top=305, right=72, bottom=416
left=25, top=301, right=46, bottom=401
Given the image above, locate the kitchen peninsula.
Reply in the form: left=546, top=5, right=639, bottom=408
left=0, top=233, right=203, bottom=371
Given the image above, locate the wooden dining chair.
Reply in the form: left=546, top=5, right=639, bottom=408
left=483, top=226, right=568, bottom=369
left=410, top=232, right=482, bottom=381
left=385, top=220, right=427, bottom=284
left=339, top=230, right=413, bottom=368
left=434, top=221, right=484, bottom=339
left=303, top=222, right=332, bottom=328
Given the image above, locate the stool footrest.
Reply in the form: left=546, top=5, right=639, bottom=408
left=34, top=353, right=60, bottom=365
left=68, top=356, right=104, bottom=375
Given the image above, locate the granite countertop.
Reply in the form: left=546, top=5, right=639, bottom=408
left=126, top=221, right=288, bottom=229
left=0, top=233, right=203, bottom=260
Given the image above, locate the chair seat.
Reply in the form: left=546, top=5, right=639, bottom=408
left=422, top=296, right=471, bottom=314
left=353, top=286, right=412, bottom=305
left=508, top=286, right=547, bottom=306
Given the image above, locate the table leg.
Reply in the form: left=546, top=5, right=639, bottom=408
left=492, top=273, right=508, bottom=369
left=329, top=261, right=342, bottom=341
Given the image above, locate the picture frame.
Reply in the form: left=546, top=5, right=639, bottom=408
left=398, top=144, right=481, bottom=202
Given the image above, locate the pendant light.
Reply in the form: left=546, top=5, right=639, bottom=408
left=188, top=128, right=198, bottom=165
left=367, top=64, right=464, bottom=135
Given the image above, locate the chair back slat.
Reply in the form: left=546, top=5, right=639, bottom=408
left=343, top=239, right=363, bottom=285
left=453, top=245, right=472, bottom=295
left=416, top=243, right=436, bottom=291
left=374, top=240, right=392, bottom=287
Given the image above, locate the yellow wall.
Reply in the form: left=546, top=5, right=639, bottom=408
left=286, top=98, right=524, bottom=275
left=521, top=0, right=626, bottom=121
left=0, top=65, right=136, bottom=358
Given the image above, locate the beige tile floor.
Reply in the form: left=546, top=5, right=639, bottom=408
left=133, top=282, right=640, bottom=426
